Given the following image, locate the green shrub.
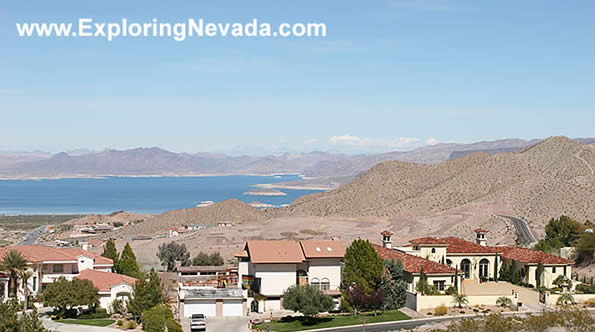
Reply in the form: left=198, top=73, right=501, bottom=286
left=445, top=286, right=458, bottom=295
left=117, top=320, right=123, bottom=326
left=434, top=305, right=448, bottom=316
left=496, top=296, right=512, bottom=307
left=78, top=308, right=109, bottom=319
left=576, top=283, right=595, bottom=294
left=127, top=320, right=137, bottom=329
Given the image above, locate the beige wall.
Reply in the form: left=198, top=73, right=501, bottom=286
left=546, top=293, right=594, bottom=306
left=253, top=263, right=297, bottom=296
left=414, top=293, right=515, bottom=310
left=308, top=258, right=342, bottom=290
left=448, top=255, right=497, bottom=281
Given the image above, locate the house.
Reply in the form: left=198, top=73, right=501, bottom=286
left=168, top=228, right=179, bottom=238
left=178, top=286, right=244, bottom=318
left=374, top=232, right=459, bottom=293
left=217, top=222, right=233, bottom=228
left=0, top=245, right=114, bottom=302
left=235, top=239, right=344, bottom=312
left=77, top=269, right=137, bottom=312
left=386, top=228, right=574, bottom=289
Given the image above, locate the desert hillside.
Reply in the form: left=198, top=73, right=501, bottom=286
left=64, top=211, right=151, bottom=225
left=117, top=199, right=266, bottom=237
left=287, top=137, right=595, bottom=232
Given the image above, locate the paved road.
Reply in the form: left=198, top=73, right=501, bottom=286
left=181, top=316, right=250, bottom=332
left=498, top=215, right=537, bottom=246
left=18, top=225, right=48, bottom=245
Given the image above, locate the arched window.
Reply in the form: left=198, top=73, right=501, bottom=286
left=310, top=278, right=320, bottom=289
left=431, top=248, right=436, bottom=254
left=479, top=259, right=489, bottom=279
left=320, top=278, right=330, bottom=291
left=461, top=259, right=471, bottom=279
left=446, top=259, right=452, bottom=267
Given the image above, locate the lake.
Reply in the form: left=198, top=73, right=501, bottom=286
left=0, top=175, right=321, bottom=215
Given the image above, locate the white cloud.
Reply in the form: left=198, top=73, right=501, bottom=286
left=329, top=134, right=420, bottom=151
left=426, top=138, right=439, bottom=145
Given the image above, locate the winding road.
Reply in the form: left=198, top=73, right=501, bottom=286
left=498, top=215, right=537, bottom=246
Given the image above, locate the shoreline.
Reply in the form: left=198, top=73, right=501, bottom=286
left=253, top=183, right=334, bottom=191
left=0, top=172, right=306, bottom=181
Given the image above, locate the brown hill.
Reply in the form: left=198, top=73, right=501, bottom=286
left=287, top=137, right=595, bottom=231
left=118, top=199, right=266, bottom=237
left=64, top=211, right=151, bottom=225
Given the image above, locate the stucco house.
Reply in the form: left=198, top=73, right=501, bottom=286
left=385, top=228, right=574, bottom=289
left=77, top=269, right=137, bottom=312
left=0, top=244, right=136, bottom=310
left=235, top=239, right=344, bottom=312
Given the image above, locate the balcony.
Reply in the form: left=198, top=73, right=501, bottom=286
left=41, top=273, right=77, bottom=283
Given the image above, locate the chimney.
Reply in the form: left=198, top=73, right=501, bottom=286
left=474, top=228, right=488, bottom=246
left=381, top=231, right=394, bottom=249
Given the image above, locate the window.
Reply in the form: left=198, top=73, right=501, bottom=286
left=433, top=280, right=446, bottom=291
left=431, top=248, right=436, bottom=254
left=321, top=278, right=330, bottom=291
left=552, top=267, right=556, bottom=273
left=32, top=276, right=37, bottom=291
left=446, top=259, right=452, bottom=267
left=479, top=259, right=490, bottom=279
left=310, top=278, right=320, bottom=290
left=52, top=264, right=63, bottom=273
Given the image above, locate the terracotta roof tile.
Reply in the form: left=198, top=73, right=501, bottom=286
left=381, top=231, right=394, bottom=236
left=300, top=240, right=345, bottom=259
left=0, top=245, right=113, bottom=266
left=493, top=246, right=574, bottom=265
left=409, top=237, right=498, bottom=254
left=474, top=228, right=489, bottom=233
left=245, top=240, right=306, bottom=263
left=77, top=269, right=136, bottom=292
left=373, top=244, right=456, bottom=274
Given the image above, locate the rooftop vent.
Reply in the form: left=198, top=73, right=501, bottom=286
left=316, top=247, right=321, bottom=252
left=327, top=247, right=332, bottom=251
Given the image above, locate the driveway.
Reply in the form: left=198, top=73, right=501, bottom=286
left=41, top=317, right=121, bottom=332
left=461, top=280, right=540, bottom=305
left=181, top=316, right=249, bottom=332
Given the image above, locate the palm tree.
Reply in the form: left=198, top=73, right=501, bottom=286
left=0, top=250, right=29, bottom=298
left=452, top=293, right=469, bottom=308
left=556, top=293, right=575, bottom=305
left=496, top=296, right=512, bottom=307
left=20, top=270, right=34, bottom=313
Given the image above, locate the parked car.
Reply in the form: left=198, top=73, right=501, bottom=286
left=190, top=313, right=206, bottom=331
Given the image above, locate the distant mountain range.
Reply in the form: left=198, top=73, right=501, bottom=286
left=0, top=137, right=593, bottom=181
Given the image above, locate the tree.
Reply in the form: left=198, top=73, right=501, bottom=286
left=191, top=252, right=224, bottom=266
left=283, top=285, right=334, bottom=318
left=544, top=215, right=583, bottom=247
left=452, top=293, right=469, bottom=308
left=0, top=299, right=47, bottom=332
left=342, top=239, right=384, bottom=293
left=157, top=242, right=191, bottom=271
left=0, top=250, right=29, bottom=297
left=382, top=259, right=407, bottom=310
left=141, top=304, right=182, bottom=332
left=496, top=296, right=512, bottom=307
left=344, top=285, right=384, bottom=315
left=102, top=239, right=119, bottom=265
left=19, top=270, right=34, bottom=313
left=116, top=243, right=141, bottom=278
left=40, top=277, right=99, bottom=314
left=128, top=269, right=165, bottom=319
left=553, top=275, right=572, bottom=289
left=536, top=263, right=544, bottom=288
left=511, top=261, right=520, bottom=284
left=556, top=293, right=575, bottom=305
left=575, top=232, right=595, bottom=265
left=416, top=267, right=430, bottom=295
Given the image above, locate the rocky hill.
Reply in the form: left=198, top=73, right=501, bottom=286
left=117, top=199, right=266, bottom=236
left=287, top=137, right=595, bottom=230
left=64, top=211, right=151, bottom=225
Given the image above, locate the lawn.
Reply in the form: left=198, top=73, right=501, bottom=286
left=58, top=319, right=115, bottom=327
left=254, top=310, right=410, bottom=332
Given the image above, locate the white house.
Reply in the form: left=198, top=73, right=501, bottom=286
left=76, top=269, right=137, bottom=312
left=235, top=239, right=344, bottom=313
left=178, top=286, right=244, bottom=318
left=0, top=244, right=135, bottom=311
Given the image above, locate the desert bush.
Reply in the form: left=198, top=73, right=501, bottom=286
left=445, top=286, right=458, bottom=295
left=127, top=320, right=137, bottom=329
left=434, top=305, right=448, bottom=316
left=584, top=298, right=595, bottom=307
left=116, top=320, right=123, bottom=326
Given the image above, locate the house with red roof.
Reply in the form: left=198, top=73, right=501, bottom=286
left=233, top=239, right=345, bottom=314
left=0, top=244, right=116, bottom=304
left=77, top=269, right=137, bottom=312
left=384, top=228, right=573, bottom=289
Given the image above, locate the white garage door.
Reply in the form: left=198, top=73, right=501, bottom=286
left=222, top=299, right=243, bottom=316
left=184, top=299, right=216, bottom=318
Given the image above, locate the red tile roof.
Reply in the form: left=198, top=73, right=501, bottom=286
left=381, top=231, right=394, bottom=236
left=409, top=237, right=498, bottom=254
left=373, top=244, right=456, bottom=274
left=300, top=240, right=345, bottom=259
left=494, top=246, right=574, bottom=265
left=245, top=240, right=306, bottom=263
left=0, top=245, right=113, bottom=266
left=474, top=228, right=489, bottom=233
left=77, top=269, right=137, bottom=292
left=233, top=250, right=249, bottom=258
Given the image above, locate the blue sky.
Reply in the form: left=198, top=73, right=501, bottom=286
left=1, top=0, right=594, bottom=155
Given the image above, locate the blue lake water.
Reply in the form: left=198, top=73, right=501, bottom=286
left=0, top=175, right=321, bottom=215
